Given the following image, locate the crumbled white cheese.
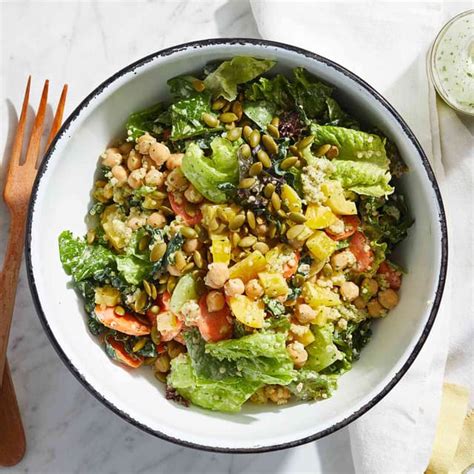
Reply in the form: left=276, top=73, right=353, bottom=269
left=180, top=300, right=201, bottom=326
left=301, top=158, right=334, bottom=204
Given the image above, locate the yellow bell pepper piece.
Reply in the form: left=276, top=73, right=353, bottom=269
left=312, top=306, right=339, bottom=326
left=229, top=250, right=267, bottom=282
left=306, top=230, right=338, bottom=261
left=321, top=181, right=357, bottom=215
left=292, top=326, right=316, bottom=346
left=265, top=244, right=296, bottom=272
left=303, top=282, right=340, bottom=308
left=229, top=295, right=265, bottom=328
left=210, top=235, right=231, bottom=265
left=305, top=204, right=338, bottom=229
left=281, top=184, right=302, bottom=212
left=258, top=272, right=289, bottom=298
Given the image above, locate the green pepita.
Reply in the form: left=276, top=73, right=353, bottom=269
left=271, top=192, right=281, bottom=211
left=159, top=205, right=174, bottom=216
left=257, top=150, right=271, bottom=168
left=267, top=123, right=280, bottom=139
left=286, top=224, right=306, bottom=240
left=271, top=116, right=280, bottom=127
left=294, top=274, right=306, bottom=287
left=249, top=162, right=263, bottom=176
left=280, top=156, right=299, bottom=170
left=246, top=210, right=256, bottom=229
left=134, top=290, right=148, bottom=313
left=288, top=212, right=307, bottom=224
left=243, top=125, right=253, bottom=141
left=193, top=250, right=204, bottom=269
left=219, top=112, right=238, bottom=123
left=211, top=97, right=227, bottom=111
left=249, top=129, right=261, bottom=148
left=86, top=230, right=95, bottom=244
left=155, top=353, right=170, bottom=373
left=315, top=144, right=331, bottom=156
left=238, top=235, right=257, bottom=248
left=202, top=112, right=219, bottom=128
left=150, top=242, right=167, bottom=262
left=253, top=241, right=269, bottom=254
left=181, top=226, right=198, bottom=239
left=132, top=337, right=147, bottom=353
left=226, top=127, right=242, bottom=142
left=154, top=371, right=167, bottom=383
left=239, top=143, right=252, bottom=160
left=114, top=306, right=126, bottom=316
left=262, top=134, right=278, bottom=155
left=174, top=250, right=187, bottom=271
left=239, top=177, right=257, bottom=189
left=298, top=135, right=315, bottom=150
left=264, top=182, right=275, bottom=198
left=138, top=234, right=150, bottom=252
left=229, top=214, right=246, bottom=231
left=231, top=101, right=243, bottom=120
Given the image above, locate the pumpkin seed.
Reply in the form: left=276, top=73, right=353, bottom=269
left=150, top=242, right=167, bottom=262
left=211, top=97, right=227, bottom=111
left=219, top=112, right=238, bottom=123
left=174, top=250, right=187, bottom=271
left=181, top=226, right=197, bottom=239
left=262, top=134, right=278, bottom=155
left=229, top=214, right=246, bottom=231
left=277, top=209, right=287, bottom=219
left=226, top=127, right=242, bottom=141
left=268, top=222, right=277, bottom=239
left=246, top=210, right=256, bottom=229
left=287, top=224, right=306, bottom=240
left=143, top=356, right=158, bottom=366
left=253, top=241, right=269, bottom=254
left=86, top=230, right=95, bottom=244
left=208, top=219, right=220, bottom=232
left=155, top=353, right=170, bottom=373
left=294, top=274, right=305, bottom=287
left=243, top=125, right=253, bottom=141
left=239, top=177, right=257, bottom=189
left=114, top=306, right=126, bottom=316
left=238, top=235, right=257, bottom=248
left=231, top=101, right=243, bottom=120
left=154, top=371, right=167, bottom=383
left=159, top=205, right=174, bottom=216
left=249, top=129, right=261, bottom=148
left=149, top=305, right=160, bottom=315
left=168, top=340, right=186, bottom=359
left=132, top=337, right=147, bottom=353
left=193, top=250, right=204, bottom=268
left=249, top=162, right=263, bottom=176
left=167, top=276, right=177, bottom=293
left=202, top=112, right=219, bottom=128
left=289, top=145, right=300, bottom=156
left=326, top=145, right=339, bottom=159
left=143, top=280, right=157, bottom=299
left=257, top=150, right=271, bottom=168
left=225, top=122, right=236, bottom=130
left=239, top=143, right=252, bottom=160
left=298, top=135, right=315, bottom=149
left=288, top=212, right=307, bottom=223
left=231, top=232, right=241, bottom=247
left=264, top=182, right=275, bottom=198
left=222, top=101, right=231, bottom=113
left=192, top=79, right=205, bottom=92
left=267, top=123, right=280, bottom=139
left=134, top=290, right=148, bottom=313
left=182, top=262, right=195, bottom=272
left=280, top=156, right=299, bottom=170
left=271, top=192, right=281, bottom=211
left=138, top=234, right=150, bottom=251
left=280, top=222, right=287, bottom=235
left=315, top=144, right=331, bottom=156
left=271, top=116, right=280, bottom=127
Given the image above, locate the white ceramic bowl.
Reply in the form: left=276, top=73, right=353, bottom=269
left=26, top=39, right=447, bottom=452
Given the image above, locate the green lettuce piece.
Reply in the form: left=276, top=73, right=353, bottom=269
left=125, top=102, right=166, bottom=141
left=305, top=325, right=342, bottom=372
left=116, top=254, right=151, bottom=285
left=181, top=137, right=239, bottom=203
left=288, top=369, right=339, bottom=401
left=58, top=231, right=115, bottom=282
left=168, top=354, right=261, bottom=413
left=168, top=75, right=200, bottom=99
left=243, top=100, right=276, bottom=129
left=245, top=75, right=291, bottom=110
left=204, top=56, right=276, bottom=101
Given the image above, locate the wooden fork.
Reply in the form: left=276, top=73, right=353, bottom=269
left=0, top=78, right=67, bottom=466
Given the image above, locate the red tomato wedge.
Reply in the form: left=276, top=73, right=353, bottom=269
left=326, top=216, right=360, bottom=241
left=198, top=295, right=233, bottom=342
left=377, top=261, right=402, bottom=290
left=168, top=192, right=202, bottom=226
left=106, top=338, right=143, bottom=368
left=156, top=311, right=183, bottom=342
left=95, top=305, right=151, bottom=336
left=349, top=231, right=374, bottom=273
left=283, top=251, right=300, bottom=279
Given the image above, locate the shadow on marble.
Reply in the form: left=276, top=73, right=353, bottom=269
left=214, top=0, right=260, bottom=39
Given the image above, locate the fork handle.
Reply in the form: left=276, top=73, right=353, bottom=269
left=0, top=208, right=28, bottom=385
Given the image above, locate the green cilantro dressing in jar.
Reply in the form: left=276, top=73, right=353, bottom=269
left=430, top=10, right=474, bottom=115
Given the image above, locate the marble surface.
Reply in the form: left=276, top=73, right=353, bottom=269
left=0, top=1, right=355, bottom=473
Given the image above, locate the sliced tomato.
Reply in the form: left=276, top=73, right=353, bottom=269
left=377, top=261, right=402, bottom=290
left=283, top=251, right=300, bottom=279
left=349, top=231, right=374, bottom=273
left=106, top=338, right=143, bottom=368
left=168, top=192, right=202, bottom=226
left=156, top=310, right=183, bottom=342
left=198, top=294, right=233, bottom=342
left=95, top=305, right=151, bottom=336
left=326, top=216, right=360, bottom=241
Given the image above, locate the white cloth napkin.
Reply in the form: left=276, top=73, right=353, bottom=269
left=250, top=1, right=472, bottom=472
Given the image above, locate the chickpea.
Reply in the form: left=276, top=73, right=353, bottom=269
left=111, top=165, right=128, bottom=185
left=378, top=289, right=399, bottom=309
left=149, top=142, right=170, bottom=167
left=119, top=142, right=133, bottom=154
left=367, top=299, right=385, bottom=318
left=287, top=341, right=308, bottom=368
left=361, top=277, right=378, bottom=297
left=340, top=281, right=360, bottom=302
left=166, top=153, right=184, bottom=170
left=183, top=238, right=200, bottom=253
left=127, top=150, right=142, bottom=171
left=206, top=291, right=225, bottom=313
left=167, top=264, right=182, bottom=277
left=245, top=279, right=264, bottom=299
left=224, top=278, right=245, bottom=297
left=136, top=133, right=156, bottom=155
left=147, top=212, right=167, bottom=229
left=204, top=263, right=230, bottom=289
left=166, top=168, right=188, bottom=192
left=127, top=216, right=146, bottom=230
left=330, top=250, right=356, bottom=271
left=184, top=184, right=203, bottom=204
left=101, top=147, right=122, bottom=167
left=128, top=169, right=145, bottom=189
left=296, top=303, right=317, bottom=324
left=353, top=296, right=367, bottom=310
left=145, top=168, right=164, bottom=187
left=141, top=155, right=154, bottom=171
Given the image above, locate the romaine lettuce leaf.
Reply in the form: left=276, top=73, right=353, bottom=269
left=288, top=369, right=338, bottom=401
left=116, top=254, right=151, bottom=286
left=245, top=75, right=291, bottom=110
left=243, top=100, right=275, bottom=129
left=168, top=75, right=199, bottom=99
left=125, top=102, right=166, bottom=141
left=181, top=137, right=239, bottom=203
left=58, top=231, right=115, bottom=282
left=168, top=354, right=261, bottom=413
left=203, top=56, right=275, bottom=101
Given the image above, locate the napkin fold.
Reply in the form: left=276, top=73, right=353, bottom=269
left=249, top=2, right=460, bottom=472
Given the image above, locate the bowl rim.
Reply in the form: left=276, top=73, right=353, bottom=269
left=24, top=38, right=448, bottom=453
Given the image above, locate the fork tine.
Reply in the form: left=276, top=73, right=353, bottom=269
left=7, top=76, right=31, bottom=170
left=45, top=84, right=68, bottom=150
left=23, top=79, right=49, bottom=168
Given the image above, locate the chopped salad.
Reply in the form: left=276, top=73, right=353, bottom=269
left=59, top=56, right=412, bottom=413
